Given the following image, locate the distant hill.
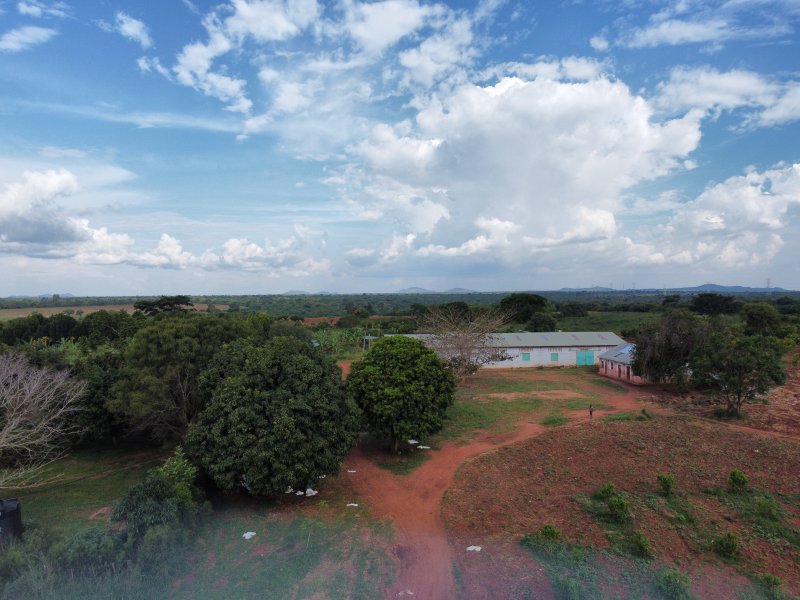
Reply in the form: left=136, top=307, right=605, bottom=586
left=282, top=290, right=310, bottom=296
left=444, top=287, right=476, bottom=293
left=396, top=287, right=436, bottom=294
left=667, top=283, right=788, bottom=293
left=559, top=286, right=615, bottom=292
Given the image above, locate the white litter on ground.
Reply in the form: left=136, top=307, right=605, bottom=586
left=346, top=503, right=359, bottom=507
left=466, top=545, right=482, bottom=552
left=417, top=445, right=430, bottom=450
left=242, top=532, right=256, bottom=540
left=305, top=488, right=318, bottom=497
left=408, top=439, right=419, bottom=445
left=285, top=486, right=293, bottom=494
left=296, top=490, right=305, bottom=496
left=398, top=590, right=415, bottom=596
left=318, top=474, right=326, bottom=479
left=347, top=469, right=357, bottom=473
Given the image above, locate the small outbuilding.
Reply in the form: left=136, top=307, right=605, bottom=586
left=598, top=343, right=647, bottom=385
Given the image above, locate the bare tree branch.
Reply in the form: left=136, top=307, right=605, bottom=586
left=0, top=353, right=85, bottom=488
left=419, top=306, right=510, bottom=381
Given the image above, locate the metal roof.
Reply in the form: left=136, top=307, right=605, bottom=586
left=598, top=343, right=636, bottom=364
left=406, top=331, right=625, bottom=348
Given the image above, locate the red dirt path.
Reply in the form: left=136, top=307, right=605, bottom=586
left=334, top=371, right=652, bottom=599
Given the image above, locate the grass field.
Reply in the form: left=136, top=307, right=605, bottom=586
left=557, top=310, right=658, bottom=334
left=0, top=304, right=223, bottom=320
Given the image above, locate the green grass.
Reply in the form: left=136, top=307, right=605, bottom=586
left=602, top=410, right=652, bottom=422
left=171, top=506, right=394, bottom=600
left=1, top=447, right=165, bottom=534
left=376, top=450, right=431, bottom=475
left=556, top=397, right=609, bottom=411
left=585, top=377, right=627, bottom=393
left=438, top=396, right=544, bottom=440
left=558, top=311, right=659, bottom=335
left=541, top=412, right=568, bottom=427
left=470, top=377, right=578, bottom=395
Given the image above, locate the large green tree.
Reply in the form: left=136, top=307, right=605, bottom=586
left=187, top=337, right=359, bottom=495
left=741, top=302, right=783, bottom=337
left=348, top=336, right=456, bottom=451
left=633, top=309, right=708, bottom=388
left=498, top=293, right=549, bottom=323
left=691, top=333, right=786, bottom=417
left=108, top=314, right=245, bottom=440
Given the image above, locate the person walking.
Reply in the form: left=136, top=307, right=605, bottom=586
left=589, top=404, right=594, bottom=419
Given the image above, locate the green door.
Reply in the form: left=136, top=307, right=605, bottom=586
left=576, top=350, right=595, bottom=366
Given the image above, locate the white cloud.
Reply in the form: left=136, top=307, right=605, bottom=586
left=17, top=1, right=70, bottom=19
left=655, top=66, right=778, bottom=113
left=224, top=0, right=320, bottom=42
left=115, top=12, right=153, bottom=49
left=345, top=0, right=443, bottom=55
left=622, top=163, right=800, bottom=268
left=0, top=26, right=57, bottom=52
left=756, top=82, right=800, bottom=127
left=398, top=17, right=475, bottom=87
left=625, top=18, right=731, bottom=48
left=589, top=35, right=609, bottom=52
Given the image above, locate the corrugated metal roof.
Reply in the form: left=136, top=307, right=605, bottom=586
left=406, top=332, right=625, bottom=348
left=598, top=343, right=636, bottom=364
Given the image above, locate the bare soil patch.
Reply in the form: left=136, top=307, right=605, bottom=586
left=443, top=415, right=800, bottom=599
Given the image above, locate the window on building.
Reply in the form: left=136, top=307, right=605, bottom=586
left=550, top=352, right=558, bottom=361
left=521, top=352, right=530, bottom=362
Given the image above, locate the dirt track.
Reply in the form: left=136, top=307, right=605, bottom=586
left=338, top=372, right=653, bottom=599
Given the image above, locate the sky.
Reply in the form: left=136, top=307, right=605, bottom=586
left=1, top=0, right=799, bottom=296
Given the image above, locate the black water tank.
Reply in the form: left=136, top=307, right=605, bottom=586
left=0, top=498, right=22, bottom=542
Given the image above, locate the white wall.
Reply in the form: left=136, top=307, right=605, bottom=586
left=482, top=346, right=619, bottom=368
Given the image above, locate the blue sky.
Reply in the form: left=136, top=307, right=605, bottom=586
left=1, top=0, right=799, bottom=295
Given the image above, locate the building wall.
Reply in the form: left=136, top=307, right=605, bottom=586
left=598, top=359, right=646, bottom=385
left=482, top=345, right=621, bottom=368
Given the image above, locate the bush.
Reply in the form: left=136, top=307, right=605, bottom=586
left=632, top=530, right=651, bottom=558
left=607, top=494, right=631, bottom=523
left=657, top=473, right=676, bottom=496
left=110, top=475, right=179, bottom=538
left=155, top=446, right=199, bottom=511
left=656, top=568, right=693, bottom=600
left=712, top=531, right=741, bottom=558
left=537, top=524, right=562, bottom=541
left=753, top=495, right=780, bottom=521
left=594, top=482, right=617, bottom=500
left=760, top=573, right=784, bottom=600
left=0, top=543, right=29, bottom=580
left=728, top=469, right=749, bottom=494
left=136, top=525, right=186, bottom=573
left=50, top=528, right=119, bottom=575
left=553, top=574, right=581, bottom=600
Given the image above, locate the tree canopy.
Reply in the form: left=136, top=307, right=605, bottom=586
left=498, top=293, right=549, bottom=323
left=347, top=336, right=455, bottom=451
left=133, top=295, right=193, bottom=316
left=187, top=337, right=359, bottom=495
left=107, top=314, right=246, bottom=440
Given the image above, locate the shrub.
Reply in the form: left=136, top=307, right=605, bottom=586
left=656, top=568, right=693, bottom=600
left=537, top=524, right=562, bottom=541
left=632, top=530, right=651, bottom=558
left=0, top=543, right=29, bottom=580
left=553, top=574, right=581, bottom=600
left=607, top=494, right=631, bottom=523
left=712, top=531, right=741, bottom=558
left=657, top=473, right=676, bottom=497
left=110, top=475, right=179, bottom=538
left=50, top=528, right=119, bottom=575
left=753, top=495, right=780, bottom=521
left=728, top=469, right=749, bottom=494
left=155, top=446, right=199, bottom=511
left=136, top=525, right=186, bottom=573
left=594, top=482, right=617, bottom=500
left=760, top=573, right=784, bottom=600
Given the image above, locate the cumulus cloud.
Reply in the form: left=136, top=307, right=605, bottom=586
left=345, top=0, right=443, bottom=55
left=336, top=67, right=703, bottom=268
left=0, top=25, right=57, bottom=52
left=622, top=163, right=800, bottom=268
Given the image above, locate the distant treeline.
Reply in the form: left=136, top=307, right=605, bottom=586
left=4, top=290, right=799, bottom=318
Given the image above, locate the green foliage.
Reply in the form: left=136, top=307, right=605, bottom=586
left=108, top=313, right=246, bottom=440
left=607, top=493, right=631, bottom=524
left=0, top=543, right=30, bottom=580
left=633, top=309, right=707, bottom=387
left=525, top=312, right=558, bottom=332
left=133, top=295, right=192, bottom=316
left=49, top=528, right=120, bottom=574
left=498, top=292, right=549, bottom=323
left=537, top=524, right=562, bottom=541
left=553, top=574, right=582, bottom=600
left=541, top=412, right=568, bottom=427
left=729, top=469, right=749, bottom=494
left=712, top=531, right=741, bottom=558
left=348, top=336, right=455, bottom=450
left=656, top=568, right=694, bottom=600
left=631, top=530, right=651, bottom=558
left=752, top=495, right=780, bottom=521
left=137, top=524, right=186, bottom=572
left=760, top=573, right=784, bottom=600
left=557, top=301, right=589, bottom=317
left=188, top=337, right=359, bottom=495
left=110, top=474, right=180, bottom=538
left=691, top=333, right=786, bottom=417
left=690, top=293, right=740, bottom=315
left=742, top=302, right=784, bottom=337
left=594, top=482, right=617, bottom=500
left=658, top=472, right=677, bottom=497
left=155, top=446, right=198, bottom=510
left=73, top=310, right=146, bottom=347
